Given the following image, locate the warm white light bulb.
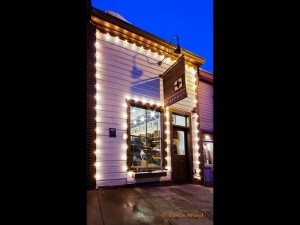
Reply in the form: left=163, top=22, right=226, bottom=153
left=121, top=154, right=127, bottom=160
left=151, top=111, right=155, bottom=118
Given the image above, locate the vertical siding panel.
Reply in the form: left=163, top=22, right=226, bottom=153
left=198, top=81, right=213, bottom=131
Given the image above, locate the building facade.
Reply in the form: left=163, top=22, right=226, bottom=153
left=87, top=7, right=213, bottom=189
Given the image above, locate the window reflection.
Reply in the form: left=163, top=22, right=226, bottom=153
left=130, top=106, right=162, bottom=172
left=173, top=130, right=185, bottom=155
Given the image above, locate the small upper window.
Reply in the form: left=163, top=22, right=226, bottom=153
left=172, top=114, right=189, bottom=127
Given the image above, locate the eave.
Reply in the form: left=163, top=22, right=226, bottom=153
left=91, top=7, right=206, bottom=68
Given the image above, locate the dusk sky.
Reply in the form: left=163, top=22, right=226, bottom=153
left=91, top=0, right=213, bottom=73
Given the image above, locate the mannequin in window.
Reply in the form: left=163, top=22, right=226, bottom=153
left=140, top=149, right=146, bottom=160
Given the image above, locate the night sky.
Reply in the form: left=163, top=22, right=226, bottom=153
left=91, top=0, right=213, bottom=73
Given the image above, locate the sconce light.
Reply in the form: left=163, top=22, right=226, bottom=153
left=157, top=35, right=181, bottom=66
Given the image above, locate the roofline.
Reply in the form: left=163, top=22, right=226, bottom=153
left=90, top=7, right=206, bottom=67
left=198, top=67, right=213, bottom=84
left=199, top=67, right=213, bottom=76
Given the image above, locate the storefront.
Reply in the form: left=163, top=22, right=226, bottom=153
left=87, top=7, right=210, bottom=189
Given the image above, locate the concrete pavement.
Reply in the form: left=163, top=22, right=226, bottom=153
left=87, top=183, right=213, bottom=225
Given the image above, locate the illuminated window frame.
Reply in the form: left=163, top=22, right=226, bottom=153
left=126, top=99, right=166, bottom=176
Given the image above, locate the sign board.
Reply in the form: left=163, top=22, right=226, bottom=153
left=161, top=55, right=187, bottom=107
left=109, top=128, right=116, bottom=137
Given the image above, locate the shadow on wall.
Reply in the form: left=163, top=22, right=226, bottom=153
left=131, top=53, right=160, bottom=99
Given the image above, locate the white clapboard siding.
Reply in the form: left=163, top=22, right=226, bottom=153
left=96, top=154, right=126, bottom=161
left=97, top=37, right=196, bottom=82
left=95, top=31, right=196, bottom=186
left=198, top=81, right=213, bottom=131
left=97, top=36, right=170, bottom=71
left=95, top=97, right=126, bottom=107
left=97, top=166, right=127, bottom=174
left=98, top=47, right=164, bottom=76
left=97, top=39, right=166, bottom=75
left=96, top=127, right=127, bottom=137
left=96, top=105, right=126, bottom=115
left=96, top=123, right=127, bottom=132
left=96, top=179, right=127, bottom=187
left=96, top=83, right=162, bottom=101
left=95, top=116, right=126, bottom=125
left=97, top=76, right=162, bottom=95
left=96, top=60, right=196, bottom=88
left=96, top=134, right=125, bottom=142
left=96, top=58, right=161, bottom=83
left=98, top=172, right=127, bottom=180
left=96, top=147, right=127, bottom=155
left=97, top=160, right=127, bottom=169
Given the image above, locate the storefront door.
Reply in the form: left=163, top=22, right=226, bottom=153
left=171, top=128, right=190, bottom=183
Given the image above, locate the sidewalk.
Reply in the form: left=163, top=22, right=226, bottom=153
left=87, top=183, right=213, bottom=225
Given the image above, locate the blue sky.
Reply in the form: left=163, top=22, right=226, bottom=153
left=91, top=0, right=213, bottom=73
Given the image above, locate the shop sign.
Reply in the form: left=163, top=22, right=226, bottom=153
left=160, top=55, right=187, bottom=107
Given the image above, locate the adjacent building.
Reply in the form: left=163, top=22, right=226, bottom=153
left=198, top=69, right=214, bottom=185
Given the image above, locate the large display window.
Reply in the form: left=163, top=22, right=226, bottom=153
left=129, top=106, right=163, bottom=172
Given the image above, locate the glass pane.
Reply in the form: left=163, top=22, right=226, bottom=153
left=130, top=136, right=143, bottom=167
left=148, top=137, right=162, bottom=167
left=172, top=114, right=186, bottom=126
left=130, top=106, right=146, bottom=136
left=173, top=130, right=185, bottom=155
left=203, top=142, right=213, bottom=164
left=146, top=110, right=161, bottom=138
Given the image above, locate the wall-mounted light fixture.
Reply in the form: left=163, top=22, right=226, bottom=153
left=157, top=35, right=181, bottom=66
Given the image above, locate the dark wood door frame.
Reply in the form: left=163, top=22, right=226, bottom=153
left=168, top=108, right=194, bottom=183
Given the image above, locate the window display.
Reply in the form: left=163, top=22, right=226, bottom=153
left=202, top=133, right=213, bottom=165
left=130, top=106, right=162, bottom=172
